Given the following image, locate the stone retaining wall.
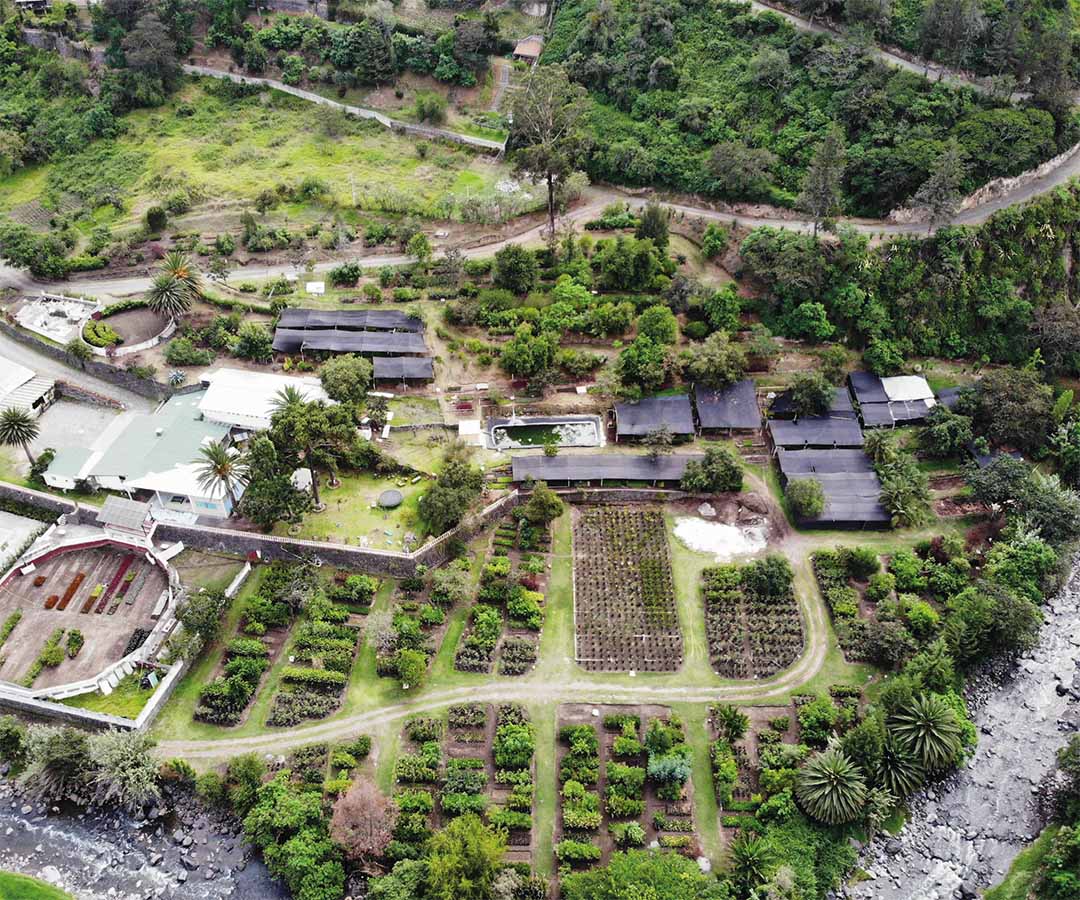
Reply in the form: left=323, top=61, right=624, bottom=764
left=20, top=28, right=105, bottom=67
left=55, top=380, right=126, bottom=409
left=0, top=321, right=172, bottom=400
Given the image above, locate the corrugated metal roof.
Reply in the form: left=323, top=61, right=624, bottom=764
left=96, top=496, right=152, bottom=530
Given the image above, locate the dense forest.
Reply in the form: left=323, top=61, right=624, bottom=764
left=740, top=179, right=1080, bottom=368
left=543, top=0, right=1072, bottom=215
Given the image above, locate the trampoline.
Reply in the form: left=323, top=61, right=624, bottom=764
left=378, top=489, right=404, bottom=509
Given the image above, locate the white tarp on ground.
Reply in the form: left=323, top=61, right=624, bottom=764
left=880, top=375, right=935, bottom=403
left=671, top=517, right=768, bottom=562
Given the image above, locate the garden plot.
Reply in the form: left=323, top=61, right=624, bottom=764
left=392, top=703, right=538, bottom=869
left=555, top=704, right=701, bottom=871
left=491, top=515, right=551, bottom=675
left=571, top=507, right=682, bottom=672
left=811, top=546, right=895, bottom=663
left=700, top=556, right=804, bottom=679
left=708, top=703, right=800, bottom=838
left=453, top=538, right=546, bottom=676
left=373, top=563, right=456, bottom=683
left=283, top=734, right=373, bottom=798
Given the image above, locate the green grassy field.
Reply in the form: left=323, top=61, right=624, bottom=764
left=60, top=673, right=154, bottom=719
left=0, top=872, right=72, bottom=900
left=984, top=826, right=1059, bottom=900
left=272, top=472, right=429, bottom=548
left=0, top=79, right=523, bottom=239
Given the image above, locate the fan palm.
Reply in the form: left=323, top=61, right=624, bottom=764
left=728, top=833, right=774, bottom=895
left=0, top=407, right=40, bottom=465
left=795, top=745, right=868, bottom=825
left=877, top=731, right=926, bottom=799
left=888, top=693, right=963, bottom=773
left=194, top=443, right=249, bottom=514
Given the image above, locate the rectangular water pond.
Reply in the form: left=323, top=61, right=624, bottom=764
left=488, top=415, right=603, bottom=450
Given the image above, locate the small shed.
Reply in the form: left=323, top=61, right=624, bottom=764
left=614, top=395, right=695, bottom=441
left=513, top=35, right=544, bottom=63
left=96, top=496, right=156, bottom=540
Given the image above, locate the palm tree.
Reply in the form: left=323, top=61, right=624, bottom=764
left=161, top=250, right=202, bottom=297
left=728, top=833, right=774, bottom=896
left=272, top=385, right=307, bottom=413
left=714, top=703, right=750, bottom=744
left=795, top=744, right=868, bottom=825
left=194, top=443, right=249, bottom=514
left=863, top=429, right=899, bottom=467
left=146, top=251, right=201, bottom=321
left=0, top=407, right=40, bottom=465
left=888, top=693, right=963, bottom=773
left=877, top=731, right=926, bottom=799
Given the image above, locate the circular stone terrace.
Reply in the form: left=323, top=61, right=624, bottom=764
left=0, top=522, right=183, bottom=717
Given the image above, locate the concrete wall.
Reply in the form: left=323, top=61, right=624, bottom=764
left=0, top=321, right=172, bottom=400
left=0, top=691, right=135, bottom=731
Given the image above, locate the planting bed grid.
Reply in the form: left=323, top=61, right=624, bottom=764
left=701, top=565, right=804, bottom=679
left=375, top=569, right=453, bottom=681
left=393, top=702, right=536, bottom=867
left=555, top=703, right=700, bottom=871
left=571, top=507, right=683, bottom=672
left=492, top=515, right=551, bottom=676
left=708, top=703, right=799, bottom=838
left=811, top=547, right=893, bottom=663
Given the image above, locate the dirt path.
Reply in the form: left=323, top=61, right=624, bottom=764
left=489, top=59, right=512, bottom=112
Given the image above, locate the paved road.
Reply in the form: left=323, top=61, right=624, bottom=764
left=0, top=328, right=155, bottom=411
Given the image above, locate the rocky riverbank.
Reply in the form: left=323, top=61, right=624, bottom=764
left=850, top=564, right=1080, bottom=900
left=0, top=776, right=287, bottom=900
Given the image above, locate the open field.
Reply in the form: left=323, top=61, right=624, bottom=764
left=0, top=79, right=526, bottom=245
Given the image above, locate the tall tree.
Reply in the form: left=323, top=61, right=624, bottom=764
left=194, top=442, right=249, bottom=514
left=0, top=407, right=40, bottom=465
left=917, top=0, right=985, bottom=73
left=911, top=141, right=966, bottom=233
left=425, top=813, right=506, bottom=900
left=329, top=778, right=396, bottom=874
left=510, top=65, right=589, bottom=236
left=797, top=125, right=846, bottom=236
left=1025, top=15, right=1075, bottom=121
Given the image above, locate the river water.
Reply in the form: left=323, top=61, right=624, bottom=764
left=851, top=564, right=1080, bottom=900
left=0, top=780, right=288, bottom=900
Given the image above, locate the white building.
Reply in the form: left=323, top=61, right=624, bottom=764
left=0, top=358, right=55, bottom=417
left=198, top=367, right=331, bottom=432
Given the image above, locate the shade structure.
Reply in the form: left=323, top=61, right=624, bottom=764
left=849, top=372, right=936, bottom=427
left=512, top=453, right=703, bottom=484
left=768, top=417, right=864, bottom=449
left=614, top=394, right=695, bottom=437
left=272, top=328, right=428, bottom=355
left=95, top=496, right=153, bottom=531
left=770, top=386, right=857, bottom=420
left=278, top=308, right=423, bottom=332
left=373, top=357, right=435, bottom=381
left=694, top=380, right=761, bottom=431
left=777, top=449, right=890, bottom=528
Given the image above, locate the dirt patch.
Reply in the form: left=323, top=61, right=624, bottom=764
left=934, top=497, right=987, bottom=518
left=103, top=306, right=170, bottom=344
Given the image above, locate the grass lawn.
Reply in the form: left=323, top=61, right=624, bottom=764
left=0, top=872, right=72, bottom=900
left=60, top=673, right=154, bottom=720
left=984, top=825, right=1059, bottom=900
left=388, top=397, right=444, bottom=426
left=272, top=472, right=430, bottom=549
